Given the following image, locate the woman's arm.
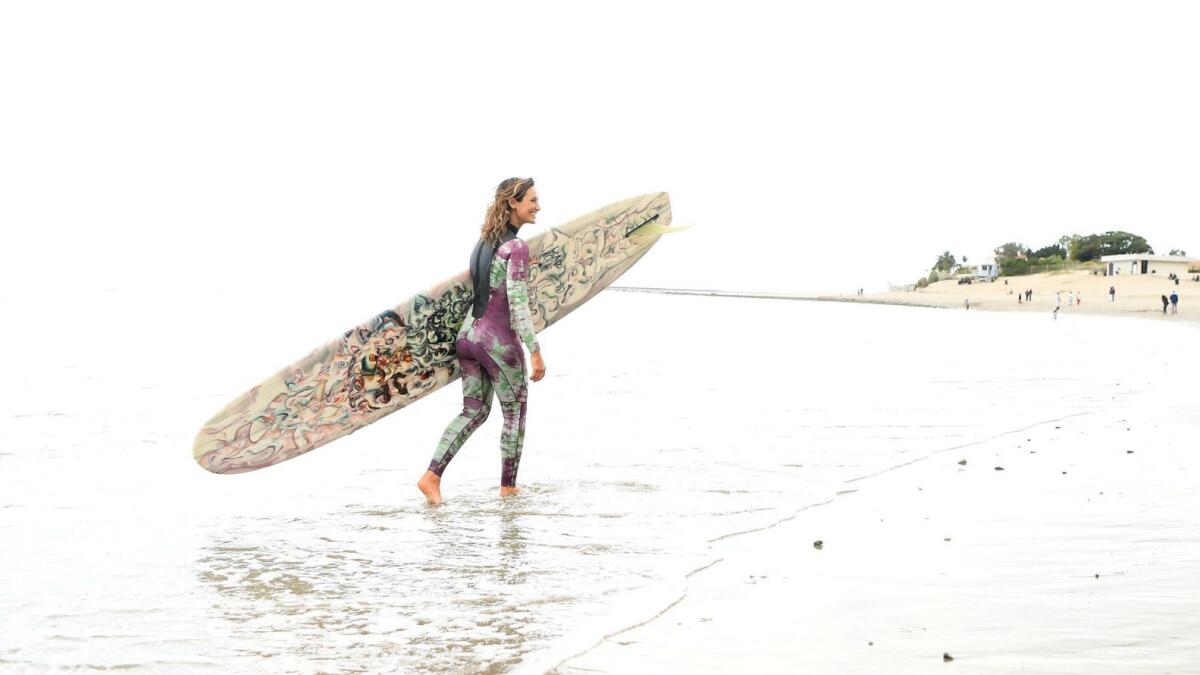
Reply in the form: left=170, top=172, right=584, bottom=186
left=505, top=240, right=541, bottom=354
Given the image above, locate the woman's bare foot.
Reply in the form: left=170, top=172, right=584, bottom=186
left=417, top=470, right=443, bottom=505
left=499, top=486, right=521, bottom=497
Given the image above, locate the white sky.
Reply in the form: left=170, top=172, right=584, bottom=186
left=4, top=1, right=1199, bottom=297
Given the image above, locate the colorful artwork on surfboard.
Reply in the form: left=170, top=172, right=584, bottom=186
left=194, top=192, right=674, bottom=473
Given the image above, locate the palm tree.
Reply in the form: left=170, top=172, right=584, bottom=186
left=935, top=251, right=957, bottom=272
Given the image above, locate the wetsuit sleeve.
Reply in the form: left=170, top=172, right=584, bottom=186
left=505, top=239, right=540, bottom=353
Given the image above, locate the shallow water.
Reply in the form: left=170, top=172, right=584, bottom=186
left=1, top=286, right=1193, bottom=673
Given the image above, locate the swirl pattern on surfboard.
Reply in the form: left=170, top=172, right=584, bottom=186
left=194, top=192, right=671, bottom=473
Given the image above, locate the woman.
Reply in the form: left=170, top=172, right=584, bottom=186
left=417, top=177, right=547, bottom=505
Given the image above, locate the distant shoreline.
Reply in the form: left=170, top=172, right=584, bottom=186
left=608, top=286, right=943, bottom=310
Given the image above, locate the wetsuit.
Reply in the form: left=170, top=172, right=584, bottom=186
left=428, top=226, right=540, bottom=487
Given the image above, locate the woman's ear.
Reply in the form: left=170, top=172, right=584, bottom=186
left=507, top=197, right=519, bottom=210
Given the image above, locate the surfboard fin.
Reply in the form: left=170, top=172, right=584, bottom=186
left=625, top=213, right=693, bottom=238
left=635, top=222, right=691, bottom=236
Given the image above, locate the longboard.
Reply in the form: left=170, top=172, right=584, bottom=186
left=194, top=192, right=679, bottom=473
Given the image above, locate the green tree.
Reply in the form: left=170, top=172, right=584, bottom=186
left=1029, top=244, right=1065, bottom=259
left=1072, top=231, right=1153, bottom=262
left=993, top=242, right=1028, bottom=261
left=933, top=251, right=957, bottom=272
left=1169, top=249, right=1187, bottom=256
left=999, top=258, right=1031, bottom=276
left=928, top=270, right=940, bottom=283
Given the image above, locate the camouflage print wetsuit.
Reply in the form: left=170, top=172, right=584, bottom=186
left=428, top=234, right=540, bottom=487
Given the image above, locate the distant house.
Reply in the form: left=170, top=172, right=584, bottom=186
left=975, top=263, right=999, bottom=280
left=1101, top=254, right=1195, bottom=277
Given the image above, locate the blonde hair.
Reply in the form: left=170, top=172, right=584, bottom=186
left=481, top=177, right=535, bottom=245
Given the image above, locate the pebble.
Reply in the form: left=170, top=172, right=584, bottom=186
left=813, top=540, right=824, bottom=550
left=943, top=652, right=954, bottom=662
left=994, top=466, right=1005, bottom=471
left=957, top=459, right=967, bottom=465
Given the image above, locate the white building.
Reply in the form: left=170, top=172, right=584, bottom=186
left=1100, top=254, right=1195, bottom=277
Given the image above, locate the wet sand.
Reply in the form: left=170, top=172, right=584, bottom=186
left=555, top=399, right=1200, bottom=673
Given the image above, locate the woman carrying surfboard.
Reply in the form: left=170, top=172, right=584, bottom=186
left=418, top=177, right=547, bottom=505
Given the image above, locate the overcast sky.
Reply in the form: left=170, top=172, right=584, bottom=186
left=4, top=1, right=1198, bottom=298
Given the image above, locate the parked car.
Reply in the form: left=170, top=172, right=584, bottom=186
left=957, top=277, right=973, bottom=285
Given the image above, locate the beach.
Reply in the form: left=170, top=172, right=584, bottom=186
left=556, top=396, right=1200, bottom=674
left=869, top=270, right=1197, bottom=320
left=4, top=287, right=1200, bottom=673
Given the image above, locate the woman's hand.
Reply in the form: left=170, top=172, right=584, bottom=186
left=530, top=351, right=546, bottom=382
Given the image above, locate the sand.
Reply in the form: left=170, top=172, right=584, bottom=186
left=553, top=398, right=1200, bottom=674
left=867, top=270, right=1196, bottom=320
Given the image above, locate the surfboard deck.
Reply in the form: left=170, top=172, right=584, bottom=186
left=194, top=192, right=674, bottom=473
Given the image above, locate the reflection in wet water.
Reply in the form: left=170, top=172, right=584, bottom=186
left=196, top=496, right=623, bottom=672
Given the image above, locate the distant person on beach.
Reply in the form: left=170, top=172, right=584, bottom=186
left=1068, top=291, right=1074, bottom=306
left=1018, top=293, right=1023, bottom=305
left=1170, top=290, right=1179, bottom=314
left=964, top=298, right=970, bottom=310
left=1076, top=291, right=1082, bottom=306
left=1162, top=294, right=1170, bottom=314
left=1109, top=286, right=1116, bottom=302
left=1056, top=292, right=1061, bottom=306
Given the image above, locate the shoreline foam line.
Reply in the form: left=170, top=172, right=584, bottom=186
left=541, top=409, right=1113, bottom=673
left=607, top=286, right=949, bottom=309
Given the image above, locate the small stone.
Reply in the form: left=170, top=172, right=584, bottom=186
left=1095, top=573, right=1100, bottom=579
left=957, top=459, right=967, bottom=465
left=813, top=540, right=824, bottom=550
left=943, top=537, right=951, bottom=542
left=994, top=466, right=1005, bottom=471
left=1062, top=471, right=1068, bottom=475
left=943, top=652, right=954, bottom=662
left=868, top=641, right=874, bottom=646
left=1126, top=450, right=1134, bottom=454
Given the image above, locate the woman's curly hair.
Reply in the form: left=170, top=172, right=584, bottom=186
left=481, top=177, right=535, bottom=245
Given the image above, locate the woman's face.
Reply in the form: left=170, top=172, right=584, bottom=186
left=509, top=187, right=540, bottom=226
